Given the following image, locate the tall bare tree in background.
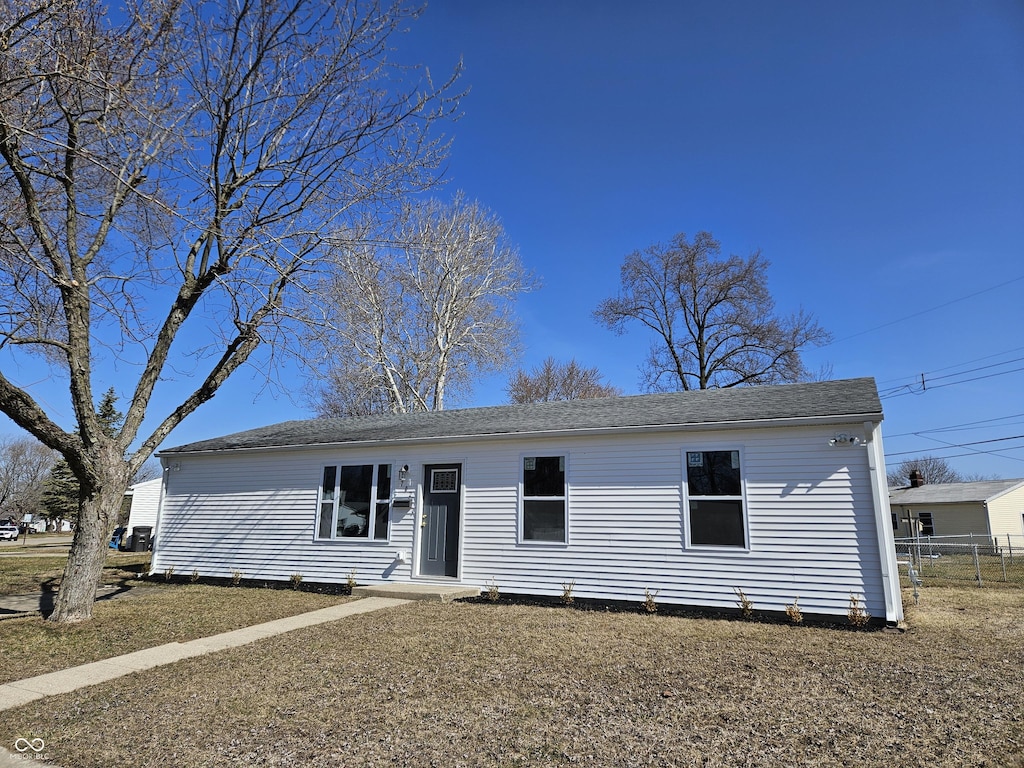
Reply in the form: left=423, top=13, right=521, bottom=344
left=0, top=434, right=55, bottom=522
left=595, top=232, right=830, bottom=391
left=311, top=193, right=534, bottom=417
left=0, top=0, right=458, bottom=621
left=506, top=357, right=621, bottom=404
left=886, top=455, right=977, bottom=488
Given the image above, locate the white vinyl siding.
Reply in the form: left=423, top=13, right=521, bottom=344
left=154, top=422, right=891, bottom=620
left=126, top=478, right=162, bottom=532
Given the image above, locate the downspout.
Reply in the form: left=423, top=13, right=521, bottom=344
left=864, top=421, right=903, bottom=625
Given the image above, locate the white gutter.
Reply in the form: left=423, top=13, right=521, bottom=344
left=865, top=420, right=903, bottom=625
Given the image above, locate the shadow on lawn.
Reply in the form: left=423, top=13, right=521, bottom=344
left=31, top=566, right=148, bottom=618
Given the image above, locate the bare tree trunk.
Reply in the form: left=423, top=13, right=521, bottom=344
left=49, top=449, right=130, bottom=623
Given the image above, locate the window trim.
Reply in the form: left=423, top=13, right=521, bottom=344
left=518, top=452, right=569, bottom=546
left=315, top=462, right=394, bottom=543
left=430, top=468, right=459, bottom=494
left=682, top=446, right=750, bottom=551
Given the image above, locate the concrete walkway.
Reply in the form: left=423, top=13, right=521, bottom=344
left=0, top=583, right=479, bottom=766
left=0, top=595, right=414, bottom=766
left=0, top=596, right=410, bottom=712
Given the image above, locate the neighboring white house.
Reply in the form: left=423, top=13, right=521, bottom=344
left=124, top=477, right=163, bottom=535
left=889, top=478, right=1024, bottom=544
left=152, top=378, right=903, bottom=624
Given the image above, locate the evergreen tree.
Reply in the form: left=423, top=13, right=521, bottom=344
left=96, top=388, right=124, bottom=437
left=41, top=459, right=79, bottom=527
left=41, top=389, right=124, bottom=528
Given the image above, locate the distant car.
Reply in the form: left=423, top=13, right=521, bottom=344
left=0, top=521, right=19, bottom=541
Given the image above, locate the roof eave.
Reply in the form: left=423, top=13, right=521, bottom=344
left=157, top=411, right=883, bottom=458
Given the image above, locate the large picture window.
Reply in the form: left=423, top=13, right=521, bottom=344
left=317, top=463, right=392, bottom=540
left=521, top=455, right=567, bottom=543
left=686, top=450, right=746, bottom=548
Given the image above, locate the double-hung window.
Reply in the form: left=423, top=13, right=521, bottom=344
left=317, top=464, right=392, bottom=541
left=521, top=455, right=567, bottom=543
left=686, top=450, right=746, bottom=548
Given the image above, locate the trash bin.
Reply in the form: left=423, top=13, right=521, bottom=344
left=131, top=526, right=153, bottom=552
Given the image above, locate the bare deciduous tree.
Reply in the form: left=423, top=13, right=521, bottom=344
left=594, top=232, right=830, bottom=391
left=311, top=193, right=535, bottom=416
left=506, top=357, right=621, bottom=404
left=886, top=455, right=966, bottom=488
left=0, top=0, right=458, bottom=621
left=0, top=435, right=55, bottom=521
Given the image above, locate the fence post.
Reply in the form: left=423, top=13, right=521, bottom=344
left=1008, top=534, right=1014, bottom=565
left=1001, top=551, right=1007, bottom=582
left=973, top=545, right=983, bottom=587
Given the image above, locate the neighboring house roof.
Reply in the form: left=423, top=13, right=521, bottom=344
left=889, top=479, right=1024, bottom=506
left=124, top=477, right=162, bottom=497
left=160, top=378, right=882, bottom=456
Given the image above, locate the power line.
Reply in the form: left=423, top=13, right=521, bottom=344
left=884, top=447, right=1024, bottom=464
left=885, top=412, right=1024, bottom=439
left=875, top=345, right=1024, bottom=387
left=925, top=356, right=1024, bottom=384
left=824, top=274, right=1024, bottom=347
left=880, top=363, right=1024, bottom=399
left=884, top=433, right=1024, bottom=458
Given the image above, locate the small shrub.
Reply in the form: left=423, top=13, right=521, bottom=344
left=560, top=579, right=576, bottom=606
left=290, top=573, right=304, bottom=590
left=163, top=566, right=175, bottom=582
left=231, top=569, right=243, bottom=586
left=847, top=593, right=871, bottom=628
left=734, top=587, right=754, bottom=619
left=346, top=569, right=357, bottom=593
left=189, top=569, right=200, bottom=583
left=485, top=577, right=500, bottom=602
left=643, top=587, right=660, bottom=614
left=785, top=596, right=803, bottom=625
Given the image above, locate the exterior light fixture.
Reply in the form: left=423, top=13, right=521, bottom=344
left=828, top=433, right=862, bottom=447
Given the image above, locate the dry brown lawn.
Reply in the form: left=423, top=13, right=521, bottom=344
left=0, top=549, right=147, bottom=595
left=0, top=584, right=350, bottom=684
left=1, top=584, right=1022, bottom=767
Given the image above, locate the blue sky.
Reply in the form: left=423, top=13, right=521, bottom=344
left=2, top=1, right=1022, bottom=480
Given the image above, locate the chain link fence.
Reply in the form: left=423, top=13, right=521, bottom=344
left=895, top=535, right=1024, bottom=587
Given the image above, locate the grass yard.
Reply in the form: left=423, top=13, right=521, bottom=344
left=0, top=551, right=149, bottom=595
left=0, top=584, right=1021, bottom=767
left=0, top=583, right=351, bottom=684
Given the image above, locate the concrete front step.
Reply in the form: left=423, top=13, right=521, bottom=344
left=351, top=583, right=480, bottom=602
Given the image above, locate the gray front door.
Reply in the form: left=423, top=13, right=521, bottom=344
left=419, top=464, right=461, bottom=577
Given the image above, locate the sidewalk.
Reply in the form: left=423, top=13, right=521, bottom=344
left=0, top=595, right=412, bottom=766
left=0, top=596, right=410, bottom=712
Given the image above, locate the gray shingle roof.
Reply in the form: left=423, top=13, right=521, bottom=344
left=160, top=377, right=882, bottom=455
left=889, top=479, right=1024, bottom=505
